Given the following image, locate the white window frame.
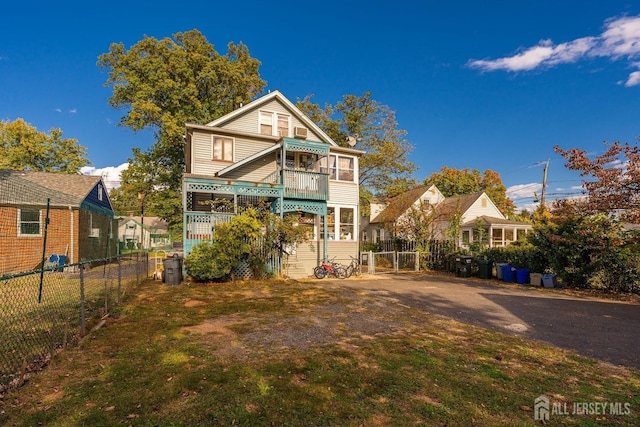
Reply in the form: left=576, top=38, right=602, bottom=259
left=320, top=154, right=356, bottom=182
left=319, top=205, right=357, bottom=242
left=259, top=110, right=290, bottom=137
left=98, top=183, right=103, bottom=201
left=212, top=135, right=234, bottom=162
left=17, top=208, right=42, bottom=237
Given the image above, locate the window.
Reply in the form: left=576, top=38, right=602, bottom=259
left=97, top=184, right=103, bottom=201
left=319, top=155, right=355, bottom=182
left=462, top=230, right=470, bottom=245
left=18, top=209, right=41, bottom=236
left=213, top=136, right=233, bottom=161
left=340, top=208, right=354, bottom=240
left=319, top=207, right=356, bottom=241
left=277, top=115, right=289, bottom=137
left=320, top=207, right=335, bottom=240
left=259, top=111, right=273, bottom=135
left=481, top=197, right=487, bottom=208
left=259, top=111, right=290, bottom=137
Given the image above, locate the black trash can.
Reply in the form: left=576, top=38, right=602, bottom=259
left=455, top=256, right=473, bottom=277
left=163, top=254, right=183, bottom=285
left=477, top=257, right=492, bottom=279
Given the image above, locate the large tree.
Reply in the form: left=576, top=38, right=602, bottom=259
left=0, top=118, right=89, bottom=173
left=296, top=92, right=417, bottom=204
left=98, top=30, right=266, bottom=232
left=554, top=141, right=640, bottom=222
left=423, top=166, right=515, bottom=216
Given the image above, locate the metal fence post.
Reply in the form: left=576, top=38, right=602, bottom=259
left=80, top=264, right=86, bottom=336
left=117, top=256, right=122, bottom=304
left=415, top=251, right=420, bottom=271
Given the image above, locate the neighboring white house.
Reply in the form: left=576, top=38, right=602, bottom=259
left=116, top=216, right=171, bottom=251
left=182, top=90, right=364, bottom=278
left=361, top=185, right=532, bottom=248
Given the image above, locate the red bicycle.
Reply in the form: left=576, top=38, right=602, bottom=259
left=313, top=257, right=347, bottom=279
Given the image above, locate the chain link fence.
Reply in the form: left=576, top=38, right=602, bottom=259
left=0, top=171, right=152, bottom=392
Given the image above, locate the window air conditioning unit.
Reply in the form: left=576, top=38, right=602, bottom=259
left=293, top=126, right=308, bottom=139
left=89, top=228, right=100, bottom=238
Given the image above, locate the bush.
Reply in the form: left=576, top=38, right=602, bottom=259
left=480, top=244, right=547, bottom=272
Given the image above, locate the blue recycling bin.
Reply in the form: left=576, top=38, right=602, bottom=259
left=516, top=268, right=530, bottom=284
left=501, top=265, right=516, bottom=282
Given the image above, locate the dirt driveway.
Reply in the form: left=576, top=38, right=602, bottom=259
left=339, top=273, right=640, bottom=369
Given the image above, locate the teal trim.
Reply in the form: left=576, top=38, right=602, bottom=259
left=283, top=137, right=330, bottom=156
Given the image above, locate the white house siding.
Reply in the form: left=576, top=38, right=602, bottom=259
left=284, top=239, right=359, bottom=279
left=218, top=98, right=326, bottom=142
left=328, top=181, right=358, bottom=205
left=224, top=153, right=278, bottom=182
left=461, top=195, right=504, bottom=223
left=191, top=131, right=277, bottom=176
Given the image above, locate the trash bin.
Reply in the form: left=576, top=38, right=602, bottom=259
left=477, top=257, right=492, bottom=279
left=542, top=273, right=557, bottom=288
left=501, top=265, right=516, bottom=282
left=495, top=263, right=508, bottom=280
left=455, top=256, right=473, bottom=277
left=163, top=254, right=183, bottom=285
left=530, top=272, right=543, bottom=286
left=516, top=268, right=529, bottom=284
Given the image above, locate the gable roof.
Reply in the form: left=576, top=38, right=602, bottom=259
left=371, top=186, right=435, bottom=224
left=436, top=192, right=485, bottom=216
left=206, top=90, right=339, bottom=147
left=16, top=171, right=102, bottom=199
left=1, top=171, right=111, bottom=211
left=0, top=171, right=79, bottom=207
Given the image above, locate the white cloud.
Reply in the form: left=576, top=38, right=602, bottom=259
left=625, top=70, right=640, bottom=86
left=80, top=163, right=128, bottom=191
left=468, top=15, right=640, bottom=85
left=54, top=108, right=62, bottom=113
left=507, top=182, right=542, bottom=200
left=68, top=109, right=77, bottom=114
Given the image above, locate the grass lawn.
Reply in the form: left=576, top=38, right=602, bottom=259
left=0, top=277, right=638, bottom=426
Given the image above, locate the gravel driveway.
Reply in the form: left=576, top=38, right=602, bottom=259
left=339, top=273, right=640, bottom=369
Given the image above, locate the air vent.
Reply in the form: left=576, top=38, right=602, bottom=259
left=89, top=228, right=100, bottom=238
left=293, top=127, right=308, bottom=139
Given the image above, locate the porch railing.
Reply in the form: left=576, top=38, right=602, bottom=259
left=262, top=169, right=328, bottom=200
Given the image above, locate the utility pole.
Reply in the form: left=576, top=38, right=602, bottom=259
left=540, top=159, right=549, bottom=206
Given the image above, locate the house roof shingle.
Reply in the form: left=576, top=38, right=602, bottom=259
left=370, top=186, right=434, bottom=224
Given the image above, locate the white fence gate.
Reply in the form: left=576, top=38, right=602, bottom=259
left=361, top=251, right=421, bottom=274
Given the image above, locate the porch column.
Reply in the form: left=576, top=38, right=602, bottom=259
left=323, top=212, right=328, bottom=262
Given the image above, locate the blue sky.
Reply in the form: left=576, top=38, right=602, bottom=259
left=2, top=1, right=639, bottom=211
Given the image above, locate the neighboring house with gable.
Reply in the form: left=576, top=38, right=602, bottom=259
left=182, top=90, right=363, bottom=278
left=362, top=185, right=532, bottom=248
left=116, top=216, right=171, bottom=251
left=0, top=170, right=117, bottom=276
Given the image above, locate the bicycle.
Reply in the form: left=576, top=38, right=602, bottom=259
left=313, top=257, right=347, bottom=279
left=345, top=254, right=361, bottom=278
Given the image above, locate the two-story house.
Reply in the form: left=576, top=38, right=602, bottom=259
left=182, top=90, right=363, bottom=278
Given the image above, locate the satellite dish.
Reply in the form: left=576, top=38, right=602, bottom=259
left=346, top=136, right=357, bottom=147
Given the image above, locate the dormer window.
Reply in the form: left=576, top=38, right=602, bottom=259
left=259, top=111, right=290, bottom=137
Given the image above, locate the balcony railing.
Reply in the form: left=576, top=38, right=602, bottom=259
left=263, top=169, right=329, bottom=201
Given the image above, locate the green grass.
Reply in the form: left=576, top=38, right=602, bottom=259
left=0, top=278, right=638, bottom=426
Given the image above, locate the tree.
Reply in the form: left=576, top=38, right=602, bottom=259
left=297, top=92, right=417, bottom=204
left=98, top=30, right=266, bottom=233
left=0, top=118, right=89, bottom=173
left=554, top=141, right=640, bottom=222
left=423, top=166, right=515, bottom=216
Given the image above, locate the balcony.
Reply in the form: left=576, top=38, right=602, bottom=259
left=263, top=169, right=329, bottom=201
